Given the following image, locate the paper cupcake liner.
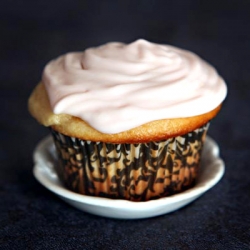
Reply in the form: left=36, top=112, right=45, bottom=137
left=50, top=123, right=209, bottom=201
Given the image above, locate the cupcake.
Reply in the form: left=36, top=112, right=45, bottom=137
left=28, top=39, right=227, bottom=201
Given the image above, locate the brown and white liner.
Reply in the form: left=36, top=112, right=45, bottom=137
left=51, top=123, right=209, bottom=201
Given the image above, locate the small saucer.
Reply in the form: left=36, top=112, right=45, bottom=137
left=33, top=136, right=225, bottom=219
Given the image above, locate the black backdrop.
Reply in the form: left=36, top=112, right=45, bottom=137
left=1, top=1, right=250, bottom=249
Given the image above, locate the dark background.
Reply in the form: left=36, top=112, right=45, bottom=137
left=1, top=0, right=250, bottom=249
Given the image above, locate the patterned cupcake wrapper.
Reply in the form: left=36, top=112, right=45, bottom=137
left=51, top=123, right=209, bottom=201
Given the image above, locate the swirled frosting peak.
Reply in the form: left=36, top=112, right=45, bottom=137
left=43, top=39, right=227, bottom=134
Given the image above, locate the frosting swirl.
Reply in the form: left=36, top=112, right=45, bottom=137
left=43, top=39, right=227, bottom=134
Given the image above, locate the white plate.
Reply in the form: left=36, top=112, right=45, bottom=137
left=33, top=136, right=225, bottom=219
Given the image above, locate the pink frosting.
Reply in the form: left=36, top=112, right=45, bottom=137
left=42, top=39, right=227, bottom=134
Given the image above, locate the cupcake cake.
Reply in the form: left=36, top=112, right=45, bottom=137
left=28, top=39, right=227, bottom=201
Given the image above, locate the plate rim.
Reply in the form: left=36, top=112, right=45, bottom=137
left=33, top=135, right=225, bottom=210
